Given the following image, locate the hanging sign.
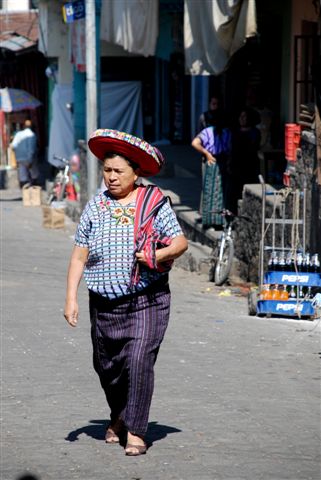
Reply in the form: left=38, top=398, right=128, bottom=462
left=62, top=0, right=86, bottom=24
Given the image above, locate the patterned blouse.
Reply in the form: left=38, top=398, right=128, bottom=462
left=75, top=190, right=183, bottom=299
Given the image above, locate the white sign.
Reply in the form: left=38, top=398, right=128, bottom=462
left=281, top=274, right=309, bottom=283
left=276, top=303, right=303, bottom=312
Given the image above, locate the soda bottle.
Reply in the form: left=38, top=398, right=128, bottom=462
left=296, top=252, right=303, bottom=272
left=303, top=253, right=311, bottom=272
left=289, top=285, right=296, bottom=299
left=290, top=253, right=296, bottom=272
left=264, top=284, right=273, bottom=300
left=268, top=252, right=277, bottom=271
left=279, top=285, right=289, bottom=300
left=279, top=252, right=286, bottom=271
left=272, top=252, right=279, bottom=271
left=298, top=285, right=305, bottom=298
left=311, top=254, right=320, bottom=273
left=285, top=252, right=292, bottom=272
left=271, top=284, right=280, bottom=300
left=260, top=284, right=269, bottom=300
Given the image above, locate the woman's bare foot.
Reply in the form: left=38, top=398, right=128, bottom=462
left=125, top=432, right=147, bottom=456
left=105, top=418, right=124, bottom=444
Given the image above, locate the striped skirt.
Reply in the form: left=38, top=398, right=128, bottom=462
left=202, top=153, right=228, bottom=226
left=89, top=280, right=171, bottom=437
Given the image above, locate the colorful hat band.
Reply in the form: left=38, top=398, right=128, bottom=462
left=88, top=129, right=164, bottom=177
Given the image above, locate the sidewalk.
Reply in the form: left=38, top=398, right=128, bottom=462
left=1, top=190, right=321, bottom=480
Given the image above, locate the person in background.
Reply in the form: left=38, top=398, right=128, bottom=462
left=197, top=95, right=229, bottom=217
left=11, top=119, right=39, bottom=188
left=230, top=107, right=261, bottom=213
left=191, top=118, right=232, bottom=228
left=69, top=151, right=81, bottom=201
left=198, top=95, right=225, bottom=132
left=64, top=129, right=188, bottom=456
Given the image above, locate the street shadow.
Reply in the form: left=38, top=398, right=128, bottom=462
left=0, top=196, right=22, bottom=201
left=16, top=475, right=40, bottom=480
left=65, top=419, right=181, bottom=446
left=146, top=421, right=181, bottom=446
left=65, top=419, right=107, bottom=442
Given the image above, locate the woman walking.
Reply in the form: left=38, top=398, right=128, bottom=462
left=64, top=129, right=188, bottom=456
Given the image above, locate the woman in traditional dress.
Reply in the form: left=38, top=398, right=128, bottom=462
left=64, top=129, right=188, bottom=456
left=191, top=120, right=232, bottom=227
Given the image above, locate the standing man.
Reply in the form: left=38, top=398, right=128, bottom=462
left=198, top=95, right=226, bottom=132
left=11, top=119, right=39, bottom=187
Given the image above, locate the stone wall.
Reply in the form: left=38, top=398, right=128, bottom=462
left=299, top=131, right=321, bottom=258
left=234, top=184, right=284, bottom=283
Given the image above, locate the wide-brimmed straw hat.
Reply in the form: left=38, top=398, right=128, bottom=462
left=88, top=129, right=165, bottom=177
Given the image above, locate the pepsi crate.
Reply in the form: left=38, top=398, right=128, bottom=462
left=257, top=300, right=315, bottom=318
left=264, top=271, right=321, bottom=287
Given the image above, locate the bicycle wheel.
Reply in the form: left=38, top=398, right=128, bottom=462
left=208, top=245, right=219, bottom=282
left=214, top=236, right=234, bottom=286
left=46, top=182, right=57, bottom=205
left=57, top=176, right=67, bottom=201
left=248, top=288, right=258, bottom=316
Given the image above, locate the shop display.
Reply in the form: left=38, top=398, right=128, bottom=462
left=248, top=178, right=321, bottom=319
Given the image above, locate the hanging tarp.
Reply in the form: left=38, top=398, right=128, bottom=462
left=184, top=0, right=257, bottom=75
left=48, top=84, right=74, bottom=168
left=100, top=81, right=143, bottom=137
left=48, top=81, right=143, bottom=167
left=100, top=0, right=159, bottom=57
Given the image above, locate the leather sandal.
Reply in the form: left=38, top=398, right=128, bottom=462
left=125, top=443, right=147, bottom=456
left=105, top=429, right=120, bottom=444
left=105, top=419, right=125, bottom=444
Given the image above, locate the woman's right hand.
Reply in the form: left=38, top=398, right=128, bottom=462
left=64, top=298, right=79, bottom=327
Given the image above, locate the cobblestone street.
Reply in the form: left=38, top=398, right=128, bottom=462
left=1, top=193, right=320, bottom=480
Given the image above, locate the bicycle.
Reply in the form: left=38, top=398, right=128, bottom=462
left=47, top=155, right=70, bottom=204
left=209, top=209, right=250, bottom=285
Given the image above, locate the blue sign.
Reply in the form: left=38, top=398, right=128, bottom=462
left=62, top=0, right=85, bottom=24
left=264, top=271, right=321, bottom=287
left=257, top=300, right=315, bottom=317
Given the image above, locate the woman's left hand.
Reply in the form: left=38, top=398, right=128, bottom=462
left=206, top=152, right=216, bottom=165
left=136, top=251, right=148, bottom=266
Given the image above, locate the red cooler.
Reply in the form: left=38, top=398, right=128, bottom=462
left=285, top=123, right=301, bottom=162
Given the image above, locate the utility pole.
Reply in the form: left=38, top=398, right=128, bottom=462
left=86, top=0, right=98, bottom=198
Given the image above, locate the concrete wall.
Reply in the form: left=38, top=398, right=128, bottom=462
left=38, top=0, right=72, bottom=84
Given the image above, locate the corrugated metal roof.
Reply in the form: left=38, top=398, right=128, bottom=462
left=0, top=11, right=38, bottom=42
left=0, top=32, right=36, bottom=52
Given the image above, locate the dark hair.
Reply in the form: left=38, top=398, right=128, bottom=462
left=239, top=107, right=261, bottom=127
left=103, top=152, right=139, bottom=171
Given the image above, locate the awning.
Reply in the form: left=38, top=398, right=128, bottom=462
left=0, top=31, right=37, bottom=53
left=100, top=0, right=159, bottom=57
left=184, top=0, right=257, bottom=75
